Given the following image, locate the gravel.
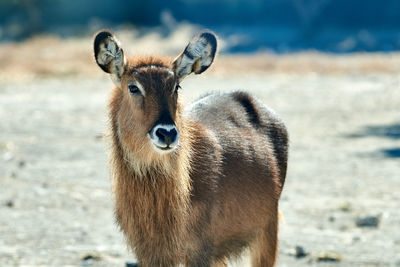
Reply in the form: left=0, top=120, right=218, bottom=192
left=1, top=68, right=399, bottom=266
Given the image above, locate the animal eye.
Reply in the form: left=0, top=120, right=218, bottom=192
left=128, top=84, right=141, bottom=95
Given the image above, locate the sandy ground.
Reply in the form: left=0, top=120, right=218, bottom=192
left=0, top=33, right=400, bottom=266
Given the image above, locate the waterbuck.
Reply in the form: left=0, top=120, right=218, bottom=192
left=93, top=30, right=288, bottom=267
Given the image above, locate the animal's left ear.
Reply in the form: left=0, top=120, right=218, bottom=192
left=93, top=30, right=126, bottom=87
left=173, top=31, right=217, bottom=82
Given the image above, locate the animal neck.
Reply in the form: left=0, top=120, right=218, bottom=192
left=110, top=115, right=194, bottom=257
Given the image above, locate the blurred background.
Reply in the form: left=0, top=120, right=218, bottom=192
left=1, top=0, right=400, bottom=52
left=0, top=1, right=399, bottom=266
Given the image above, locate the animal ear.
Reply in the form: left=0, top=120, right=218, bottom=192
left=93, top=30, right=126, bottom=86
left=173, top=31, right=217, bottom=82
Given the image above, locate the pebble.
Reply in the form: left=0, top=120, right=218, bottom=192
left=81, top=253, right=101, bottom=267
left=80, top=253, right=102, bottom=261
left=5, top=200, right=14, bottom=208
left=289, top=245, right=308, bottom=258
left=315, top=251, right=342, bottom=262
left=126, top=261, right=139, bottom=267
left=337, top=202, right=352, bottom=212
left=18, top=160, right=26, bottom=168
left=3, top=152, right=14, bottom=161
left=95, top=134, right=104, bottom=140
left=355, top=215, right=380, bottom=227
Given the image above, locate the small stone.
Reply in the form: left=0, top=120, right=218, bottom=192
left=18, top=160, right=26, bottom=168
left=355, top=215, right=380, bottom=227
left=126, top=261, right=139, bottom=267
left=294, top=245, right=308, bottom=258
left=315, top=251, right=342, bottom=262
left=80, top=253, right=101, bottom=261
left=328, top=216, right=335, bottom=222
left=337, top=202, right=352, bottom=212
left=3, top=152, right=14, bottom=161
left=288, top=245, right=308, bottom=259
left=5, top=200, right=14, bottom=207
left=95, top=134, right=104, bottom=140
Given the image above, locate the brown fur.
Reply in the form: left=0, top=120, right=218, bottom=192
left=96, top=32, right=288, bottom=267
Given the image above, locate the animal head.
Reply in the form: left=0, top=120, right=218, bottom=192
left=93, top=30, right=217, bottom=156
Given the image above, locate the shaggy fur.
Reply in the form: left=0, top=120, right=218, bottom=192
left=94, top=30, right=288, bottom=267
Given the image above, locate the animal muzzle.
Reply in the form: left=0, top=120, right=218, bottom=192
left=149, top=124, right=179, bottom=153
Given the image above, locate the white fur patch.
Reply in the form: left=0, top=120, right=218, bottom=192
left=137, top=65, right=175, bottom=76
left=129, top=81, right=146, bottom=96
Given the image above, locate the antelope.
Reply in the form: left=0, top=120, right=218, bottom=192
left=93, top=30, right=288, bottom=267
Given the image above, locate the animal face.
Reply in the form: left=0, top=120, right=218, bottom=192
left=93, top=30, right=217, bottom=154
left=119, top=64, right=180, bottom=154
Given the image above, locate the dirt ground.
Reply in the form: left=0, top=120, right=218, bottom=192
left=0, top=32, right=399, bottom=266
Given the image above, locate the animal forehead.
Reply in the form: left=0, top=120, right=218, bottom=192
left=131, top=65, right=175, bottom=77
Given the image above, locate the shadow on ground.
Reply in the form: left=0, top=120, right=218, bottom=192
left=347, top=123, right=400, bottom=139
left=346, top=122, right=400, bottom=158
left=379, top=148, right=400, bottom=158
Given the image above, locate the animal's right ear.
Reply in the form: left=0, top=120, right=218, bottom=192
left=173, top=31, right=217, bottom=82
left=93, top=31, right=126, bottom=86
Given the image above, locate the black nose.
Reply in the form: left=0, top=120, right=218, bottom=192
left=155, top=127, right=178, bottom=146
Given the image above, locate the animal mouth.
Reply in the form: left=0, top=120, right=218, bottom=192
left=155, top=144, right=174, bottom=151
left=151, top=142, right=178, bottom=154
left=148, top=133, right=178, bottom=153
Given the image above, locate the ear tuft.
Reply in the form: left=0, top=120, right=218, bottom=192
left=93, top=30, right=126, bottom=85
left=173, top=31, right=218, bottom=81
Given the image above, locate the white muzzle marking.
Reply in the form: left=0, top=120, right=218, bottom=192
left=148, top=124, right=179, bottom=153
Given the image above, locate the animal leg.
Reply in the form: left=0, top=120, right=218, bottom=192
left=250, top=213, right=279, bottom=267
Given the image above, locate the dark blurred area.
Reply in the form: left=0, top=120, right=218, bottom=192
left=1, top=0, right=400, bottom=52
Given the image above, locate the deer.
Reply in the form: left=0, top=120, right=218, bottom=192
left=93, top=30, right=288, bottom=267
